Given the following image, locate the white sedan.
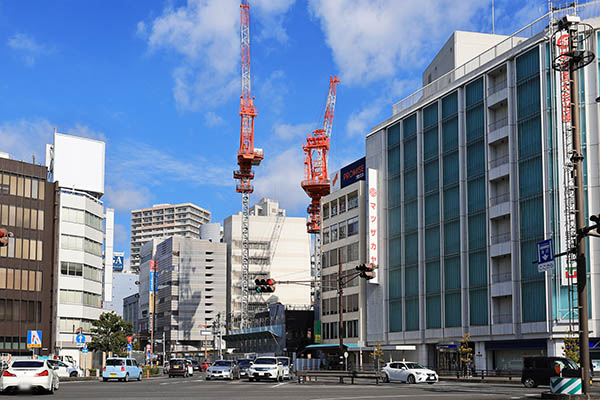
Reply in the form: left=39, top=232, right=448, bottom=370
left=0, top=359, right=60, bottom=394
left=382, top=361, right=438, bottom=384
left=47, top=359, right=83, bottom=377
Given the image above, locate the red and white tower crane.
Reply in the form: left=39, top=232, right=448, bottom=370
left=233, top=0, right=263, bottom=330
left=301, top=76, right=340, bottom=310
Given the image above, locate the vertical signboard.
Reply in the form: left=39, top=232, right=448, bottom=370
left=367, top=168, right=379, bottom=284
left=149, top=260, right=156, bottom=313
left=27, top=330, right=42, bottom=348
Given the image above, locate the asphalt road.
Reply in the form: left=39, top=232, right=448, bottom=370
left=0, top=375, right=578, bottom=399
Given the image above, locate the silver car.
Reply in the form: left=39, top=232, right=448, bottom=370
left=205, top=360, right=240, bottom=380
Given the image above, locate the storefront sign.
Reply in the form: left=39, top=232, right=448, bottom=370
left=367, top=168, right=379, bottom=284
left=341, top=157, right=365, bottom=188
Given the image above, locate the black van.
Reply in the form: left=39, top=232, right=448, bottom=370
left=521, top=356, right=580, bottom=387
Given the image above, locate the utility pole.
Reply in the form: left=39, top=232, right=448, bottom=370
left=338, top=247, right=344, bottom=355
left=162, top=331, right=166, bottom=364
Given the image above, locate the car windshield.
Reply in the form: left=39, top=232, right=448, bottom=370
left=238, top=360, right=252, bottom=367
left=213, top=361, right=232, bottom=367
left=170, top=360, right=184, bottom=366
left=12, top=361, right=44, bottom=368
left=277, top=358, right=289, bottom=366
left=106, top=359, right=124, bottom=366
left=254, top=358, right=277, bottom=365
left=406, top=363, right=425, bottom=369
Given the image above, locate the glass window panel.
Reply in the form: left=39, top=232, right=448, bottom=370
left=37, top=240, right=42, bottom=261
left=13, top=268, right=21, bottom=290
left=1, top=205, right=7, bottom=226
left=21, top=270, right=28, bottom=291
left=0, top=245, right=5, bottom=258
left=15, top=238, right=22, bottom=259
left=7, top=238, right=14, bottom=258
left=0, top=174, right=8, bottom=194
left=31, top=179, right=38, bottom=199
left=17, top=177, right=24, bottom=197
left=36, top=271, right=42, bottom=292
left=9, top=205, right=16, bottom=226
left=9, top=176, right=17, bottom=196
left=23, top=208, right=30, bottom=229
left=29, top=239, right=36, bottom=260
left=29, top=271, right=35, bottom=291
left=24, top=178, right=31, bottom=198
left=22, top=239, right=29, bottom=260
left=38, top=181, right=44, bottom=200
left=30, top=209, right=37, bottom=230
left=0, top=268, right=5, bottom=289
left=38, top=210, right=44, bottom=230
left=15, top=207, right=22, bottom=227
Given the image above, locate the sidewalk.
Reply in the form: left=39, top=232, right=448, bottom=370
left=439, top=375, right=600, bottom=385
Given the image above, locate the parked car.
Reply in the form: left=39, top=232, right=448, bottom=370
left=206, top=360, right=240, bottom=380
left=201, top=361, right=212, bottom=372
left=382, top=361, right=438, bottom=384
left=47, top=359, right=83, bottom=378
left=248, top=357, right=283, bottom=382
left=102, top=357, right=142, bottom=382
left=185, top=359, right=194, bottom=377
left=190, top=360, right=201, bottom=372
left=0, top=359, right=60, bottom=394
left=276, top=357, right=293, bottom=380
left=237, top=359, right=253, bottom=379
left=522, top=356, right=579, bottom=388
left=162, top=361, right=169, bottom=375
left=168, top=359, right=189, bottom=378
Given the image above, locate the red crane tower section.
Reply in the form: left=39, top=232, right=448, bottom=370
left=302, top=76, right=340, bottom=233
left=234, top=0, right=263, bottom=193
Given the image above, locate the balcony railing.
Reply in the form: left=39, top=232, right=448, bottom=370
left=490, top=192, right=510, bottom=206
left=488, top=116, right=508, bottom=132
left=492, top=271, right=512, bottom=283
left=491, top=232, right=511, bottom=245
left=488, top=77, right=508, bottom=96
left=493, top=313, right=513, bottom=324
left=489, top=154, right=509, bottom=169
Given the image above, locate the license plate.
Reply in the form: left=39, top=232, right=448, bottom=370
left=110, top=373, right=117, bottom=377
left=174, top=366, right=179, bottom=369
left=19, top=383, right=32, bottom=390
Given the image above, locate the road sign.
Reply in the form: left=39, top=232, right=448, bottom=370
left=127, top=344, right=132, bottom=352
left=27, top=330, right=42, bottom=348
left=343, top=352, right=349, bottom=359
left=81, top=344, right=88, bottom=354
left=127, top=336, right=133, bottom=344
left=200, top=330, right=212, bottom=336
left=537, top=238, right=554, bottom=272
left=76, top=333, right=86, bottom=344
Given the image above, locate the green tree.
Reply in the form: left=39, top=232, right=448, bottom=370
left=563, top=336, right=580, bottom=364
left=459, top=333, right=474, bottom=375
left=88, top=312, right=134, bottom=356
left=371, top=343, right=385, bottom=371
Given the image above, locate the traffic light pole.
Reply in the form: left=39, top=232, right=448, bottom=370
left=338, top=248, right=344, bottom=354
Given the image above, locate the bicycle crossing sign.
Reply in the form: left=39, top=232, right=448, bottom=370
left=27, top=330, right=42, bottom=348
left=537, top=238, right=554, bottom=272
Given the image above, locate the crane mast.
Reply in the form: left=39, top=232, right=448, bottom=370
left=301, top=76, right=340, bottom=314
left=233, top=0, right=263, bottom=330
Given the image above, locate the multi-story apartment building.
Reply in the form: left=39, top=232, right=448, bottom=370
left=153, top=236, right=226, bottom=355
left=365, top=8, right=600, bottom=371
left=130, top=203, right=211, bottom=271
left=319, top=158, right=368, bottom=366
left=0, top=155, right=59, bottom=356
left=123, top=293, right=140, bottom=334
left=223, top=198, right=312, bottom=330
left=46, top=132, right=113, bottom=362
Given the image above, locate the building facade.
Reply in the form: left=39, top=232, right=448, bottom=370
left=130, top=203, right=211, bottom=271
left=366, top=10, right=600, bottom=371
left=123, top=293, right=140, bottom=334
left=223, top=198, right=312, bottom=330
left=0, top=156, right=59, bottom=356
left=320, top=158, right=368, bottom=358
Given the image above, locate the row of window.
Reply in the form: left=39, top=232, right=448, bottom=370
left=58, top=317, right=95, bottom=333
left=61, top=234, right=102, bottom=257
left=59, top=289, right=102, bottom=308
left=0, top=336, right=29, bottom=350
left=0, top=205, right=45, bottom=231
left=0, top=173, right=46, bottom=200
left=322, top=294, right=360, bottom=315
left=322, top=242, right=359, bottom=268
left=323, top=217, right=359, bottom=244
left=0, top=267, right=42, bottom=291
left=323, top=191, right=359, bottom=219
left=0, top=238, right=44, bottom=261
left=0, top=299, right=42, bottom=322
left=60, top=261, right=103, bottom=282
left=62, top=207, right=103, bottom=231
left=322, top=319, right=359, bottom=339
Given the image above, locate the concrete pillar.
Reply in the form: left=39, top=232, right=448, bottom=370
left=417, top=344, right=428, bottom=366
left=547, top=339, right=564, bottom=357
left=474, top=342, right=486, bottom=371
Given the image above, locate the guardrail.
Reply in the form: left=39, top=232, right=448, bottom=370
left=490, top=192, right=510, bottom=206
left=488, top=78, right=508, bottom=96
left=489, top=154, right=509, bottom=169
left=492, top=271, right=512, bottom=283
left=296, top=369, right=384, bottom=384
left=488, top=117, right=508, bottom=133
left=491, top=232, right=511, bottom=245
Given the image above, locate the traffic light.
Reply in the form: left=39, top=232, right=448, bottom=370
left=0, top=228, right=12, bottom=247
left=591, top=214, right=600, bottom=233
left=355, top=263, right=376, bottom=280
left=254, top=278, right=276, bottom=293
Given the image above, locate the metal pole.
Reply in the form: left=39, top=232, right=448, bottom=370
left=163, top=331, right=166, bottom=364
left=569, top=26, right=590, bottom=393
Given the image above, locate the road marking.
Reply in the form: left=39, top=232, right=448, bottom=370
left=313, top=394, right=496, bottom=400
left=271, top=382, right=288, bottom=388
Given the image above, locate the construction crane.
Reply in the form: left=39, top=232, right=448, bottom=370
left=233, top=0, right=263, bottom=330
left=301, top=76, right=340, bottom=312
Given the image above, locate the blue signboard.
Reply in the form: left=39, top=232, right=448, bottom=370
left=27, top=330, right=42, bottom=348
left=149, top=270, right=155, bottom=293
left=76, top=333, right=86, bottom=344
left=81, top=344, right=88, bottom=354
left=127, top=344, right=132, bottom=352
left=340, top=157, right=366, bottom=188
left=537, top=238, right=554, bottom=272
left=113, top=254, right=124, bottom=271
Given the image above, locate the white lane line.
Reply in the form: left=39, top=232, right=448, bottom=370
left=271, top=382, right=288, bottom=388
left=313, top=394, right=497, bottom=400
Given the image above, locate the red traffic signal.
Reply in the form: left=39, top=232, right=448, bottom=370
left=0, top=228, right=12, bottom=247
left=254, top=278, right=276, bottom=293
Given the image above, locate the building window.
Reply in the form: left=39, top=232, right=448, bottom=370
left=330, top=200, right=338, bottom=217
left=347, top=217, right=359, bottom=236
left=338, top=222, right=346, bottom=240
left=330, top=225, right=338, bottom=242
left=322, top=228, right=329, bottom=245
left=348, top=192, right=358, bottom=210
left=346, top=242, right=359, bottom=262
left=339, top=197, right=346, bottom=214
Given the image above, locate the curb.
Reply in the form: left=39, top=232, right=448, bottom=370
left=439, top=376, right=521, bottom=385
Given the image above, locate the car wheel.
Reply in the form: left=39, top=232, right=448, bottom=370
left=427, top=382, right=435, bottom=385
left=249, top=377, right=254, bottom=382
left=256, top=378, right=260, bottom=382
left=137, top=372, right=142, bottom=381
left=383, top=374, right=390, bottom=383
left=407, top=375, right=415, bottom=384
left=278, top=374, right=283, bottom=382
left=205, top=376, right=210, bottom=381
left=70, top=371, right=78, bottom=377
left=55, top=380, right=59, bottom=391
left=47, top=382, right=55, bottom=395
left=523, top=377, right=537, bottom=388
left=124, top=373, right=129, bottom=382
left=103, top=377, right=108, bottom=382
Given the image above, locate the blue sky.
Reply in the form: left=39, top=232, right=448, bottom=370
left=0, top=0, right=547, bottom=261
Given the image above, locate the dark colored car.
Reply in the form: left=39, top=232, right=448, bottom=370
left=190, top=360, right=201, bottom=372
left=522, top=356, right=580, bottom=388
left=168, top=359, right=189, bottom=378
left=237, top=359, right=253, bottom=378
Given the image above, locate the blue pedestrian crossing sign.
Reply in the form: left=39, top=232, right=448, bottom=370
left=76, top=333, right=86, bottom=344
left=81, top=344, right=88, bottom=354
left=27, top=330, right=42, bottom=348
left=127, top=344, right=132, bottom=352
left=537, top=238, right=554, bottom=272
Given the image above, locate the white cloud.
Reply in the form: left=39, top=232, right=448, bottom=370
left=204, top=111, right=225, bottom=127
left=0, top=119, right=54, bottom=162
left=253, top=146, right=307, bottom=214
left=258, top=70, right=288, bottom=115
left=7, top=33, right=53, bottom=66
left=346, top=103, right=382, bottom=137
left=273, top=122, right=313, bottom=141
left=308, top=0, right=489, bottom=85
left=113, top=223, right=130, bottom=252
left=252, top=0, right=296, bottom=43
left=104, top=186, right=153, bottom=213
left=140, top=0, right=294, bottom=111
